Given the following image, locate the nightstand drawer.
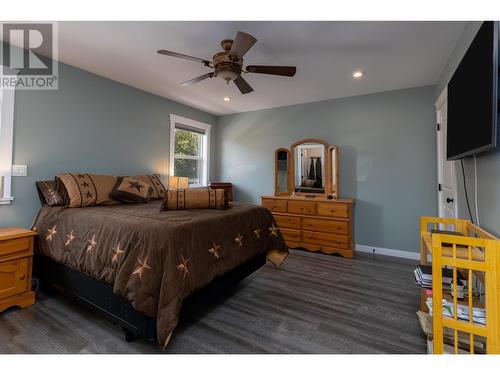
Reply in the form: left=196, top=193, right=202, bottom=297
left=288, top=201, right=316, bottom=215
left=274, top=214, right=301, bottom=229
left=262, top=198, right=287, bottom=213
left=0, top=258, right=29, bottom=300
left=0, top=237, right=31, bottom=258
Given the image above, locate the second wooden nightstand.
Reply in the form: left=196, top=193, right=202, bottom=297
left=0, top=227, right=37, bottom=313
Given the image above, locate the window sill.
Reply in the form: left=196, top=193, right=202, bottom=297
left=0, top=197, right=14, bottom=205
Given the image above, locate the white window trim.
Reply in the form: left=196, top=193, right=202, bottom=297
left=0, top=69, right=15, bottom=205
left=169, top=114, right=212, bottom=187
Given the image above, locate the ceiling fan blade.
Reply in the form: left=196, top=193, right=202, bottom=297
left=229, top=31, right=257, bottom=60
left=233, top=76, right=254, bottom=94
left=157, top=49, right=210, bottom=65
left=246, top=65, right=296, bottom=77
left=180, top=73, right=213, bottom=86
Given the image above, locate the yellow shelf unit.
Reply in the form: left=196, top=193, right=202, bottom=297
left=419, top=216, right=500, bottom=354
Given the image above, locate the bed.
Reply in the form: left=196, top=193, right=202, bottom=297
left=32, top=199, right=288, bottom=349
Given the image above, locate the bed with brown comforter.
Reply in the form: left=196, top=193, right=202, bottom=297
left=32, top=200, right=288, bottom=348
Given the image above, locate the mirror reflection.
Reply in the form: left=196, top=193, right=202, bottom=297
left=276, top=150, right=289, bottom=193
left=294, top=142, right=326, bottom=193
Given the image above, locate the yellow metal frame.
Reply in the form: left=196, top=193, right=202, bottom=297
left=420, top=216, right=500, bottom=354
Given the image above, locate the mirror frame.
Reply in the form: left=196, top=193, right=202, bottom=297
left=328, top=145, right=340, bottom=199
left=290, top=138, right=331, bottom=196
left=274, top=148, right=293, bottom=196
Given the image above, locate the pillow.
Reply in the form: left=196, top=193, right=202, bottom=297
left=55, top=173, right=118, bottom=208
left=130, top=174, right=166, bottom=200
left=110, top=177, right=151, bottom=204
left=161, top=188, right=227, bottom=210
left=35, top=180, right=65, bottom=206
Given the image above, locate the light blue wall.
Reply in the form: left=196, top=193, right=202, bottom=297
left=436, top=22, right=500, bottom=237
left=0, top=61, right=216, bottom=229
left=215, top=86, right=437, bottom=252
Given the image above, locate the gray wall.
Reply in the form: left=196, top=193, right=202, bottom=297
left=436, top=22, right=500, bottom=237
left=214, top=86, right=437, bottom=252
left=0, top=61, right=216, bottom=229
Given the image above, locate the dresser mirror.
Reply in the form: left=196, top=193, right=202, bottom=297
left=274, top=148, right=292, bottom=195
left=293, top=140, right=327, bottom=193
left=273, top=138, right=339, bottom=198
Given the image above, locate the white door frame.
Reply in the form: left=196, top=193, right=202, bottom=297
left=435, top=87, right=458, bottom=218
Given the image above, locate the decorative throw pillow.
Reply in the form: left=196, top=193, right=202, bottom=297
left=35, top=180, right=65, bottom=206
left=55, top=173, right=118, bottom=208
left=161, top=188, right=227, bottom=211
left=130, top=174, right=167, bottom=199
left=110, top=177, right=151, bottom=204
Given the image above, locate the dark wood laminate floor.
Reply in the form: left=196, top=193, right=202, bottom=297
left=0, top=250, right=426, bottom=354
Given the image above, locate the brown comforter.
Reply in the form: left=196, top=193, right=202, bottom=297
left=33, top=200, right=288, bottom=348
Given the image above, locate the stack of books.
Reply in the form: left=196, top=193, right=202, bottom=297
left=414, top=264, right=466, bottom=296
left=425, top=297, right=486, bottom=325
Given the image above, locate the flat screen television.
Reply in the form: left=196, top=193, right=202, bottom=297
left=447, top=21, right=499, bottom=160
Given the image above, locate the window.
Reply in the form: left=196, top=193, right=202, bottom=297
left=169, top=114, right=211, bottom=187
left=0, top=72, right=15, bottom=204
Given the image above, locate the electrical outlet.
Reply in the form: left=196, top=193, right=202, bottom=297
left=12, top=164, right=27, bottom=177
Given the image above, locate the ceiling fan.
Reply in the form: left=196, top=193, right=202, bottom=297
left=157, top=31, right=296, bottom=94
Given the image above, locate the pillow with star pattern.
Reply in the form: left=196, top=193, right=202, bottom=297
left=55, top=173, right=118, bottom=208
left=110, top=177, right=152, bottom=204
left=129, top=174, right=166, bottom=200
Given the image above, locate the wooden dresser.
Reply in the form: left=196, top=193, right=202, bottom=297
left=0, top=227, right=37, bottom=313
left=262, top=195, right=355, bottom=258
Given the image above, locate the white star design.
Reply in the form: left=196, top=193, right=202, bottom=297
left=254, top=227, right=262, bottom=239
left=269, top=224, right=279, bottom=237
left=86, top=234, right=97, bottom=254
left=208, top=242, right=221, bottom=259
left=177, top=255, right=190, bottom=279
left=111, top=243, right=124, bottom=263
left=132, top=256, right=152, bottom=280
left=234, top=232, right=244, bottom=247
left=65, top=230, right=76, bottom=247
left=46, top=225, right=58, bottom=242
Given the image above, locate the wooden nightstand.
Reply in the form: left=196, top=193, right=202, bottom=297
left=0, top=227, right=37, bottom=313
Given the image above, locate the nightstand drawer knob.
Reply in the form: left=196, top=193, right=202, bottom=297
left=19, top=274, right=26, bottom=280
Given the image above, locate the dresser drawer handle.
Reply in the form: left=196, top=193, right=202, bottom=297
left=19, top=274, right=26, bottom=280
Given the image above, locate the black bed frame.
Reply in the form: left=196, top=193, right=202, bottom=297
left=34, top=253, right=266, bottom=342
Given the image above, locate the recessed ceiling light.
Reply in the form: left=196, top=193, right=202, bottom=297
left=223, top=96, right=231, bottom=102
left=353, top=70, right=364, bottom=79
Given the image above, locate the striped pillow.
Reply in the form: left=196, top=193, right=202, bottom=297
left=161, top=188, right=227, bottom=210
left=55, top=173, right=118, bottom=207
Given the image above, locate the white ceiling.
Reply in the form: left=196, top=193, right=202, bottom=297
left=34, top=22, right=469, bottom=114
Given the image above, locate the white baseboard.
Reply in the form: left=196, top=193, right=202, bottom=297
left=355, top=244, right=420, bottom=260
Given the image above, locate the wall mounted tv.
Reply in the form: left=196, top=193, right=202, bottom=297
left=447, top=21, right=499, bottom=160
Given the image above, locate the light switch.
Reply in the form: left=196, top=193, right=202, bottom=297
left=12, top=164, right=28, bottom=177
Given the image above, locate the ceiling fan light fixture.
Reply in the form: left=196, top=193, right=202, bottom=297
left=220, top=71, right=240, bottom=82
left=352, top=70, right=364, bottom=79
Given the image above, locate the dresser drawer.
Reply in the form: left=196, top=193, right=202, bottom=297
left=280, top=228, right=301, bottom=242
left=303, top=230, right=349, bottom=248
left=288, top=201, right=316, bottom=215
left=0, top=237, right=31, bottom=258
left=274, top=214, right=301, bottom=229
left=0, top=258, right=29, bottom=300
left=302, top=218, right=348, bottom=234
left=317, top=203, right=349, bottom=218
left=262, top=198, right=287, bottom=213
